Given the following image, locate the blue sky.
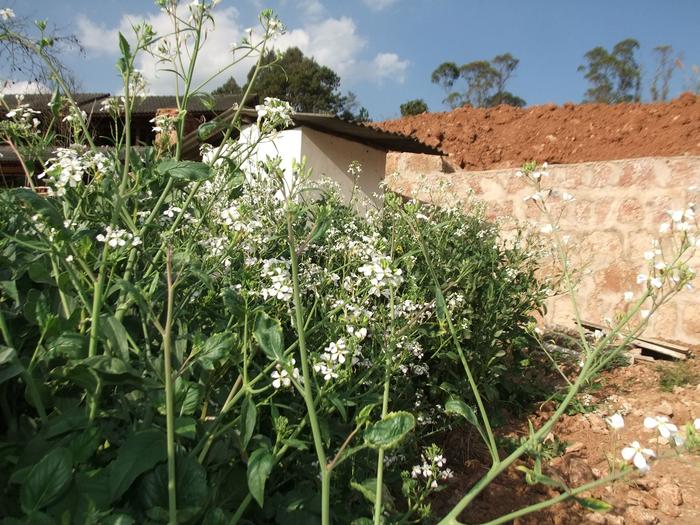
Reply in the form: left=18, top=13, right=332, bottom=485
left=4, top=0, right=700, bottom=120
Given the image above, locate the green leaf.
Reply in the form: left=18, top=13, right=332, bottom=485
left=575, top=497, right=613, bottom=513
left=46, top=332, right=85, bottom=359
left=445, top=399, right=481, bottom=428
left=197, top=121, right=219, bottom=141
left=0, top=280, right=19, bottom=304
left=137, top=454, right=208, bottom=522
left=100, top=315, right=129, bottom=360
left=350, top=478, right=395, bottom=511
left=193, top=332, right=234, bottom=370
left=239, top=395, right=257, bottom=450
left=253, top=312, right=284, bottom=362
left=107, top=429, right=167, bottom=502
left=0, top=364, right=23, bottom=385
left=103, top=514, right=136, bottom=525
left=175, top=416, right=197, bottom=440
left=247, top=447, right=274, bottom=507
left=363, top=411, right=415, bottom=449
left=20, top=446, right=73, bottom=513
left=174, top=378, right=202, bottom=416
left=157, top=159, right=212, bottom=182
left=434, top=285, right=448, bottom=321
left=0, top=345, right=17, bottom=366
left=118, top=32, right=131, bottom=58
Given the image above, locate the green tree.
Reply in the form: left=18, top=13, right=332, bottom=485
left=650, top=45, right=678, bottom=102
left=212, top=47, right=370, bottom=121
left=400, top=98, right=428, bottom=116
left=431, top=54, right=525, bottom=109
left=211, top=76, right=241, bottom=95
left=578, top=38, right=641, bottom=103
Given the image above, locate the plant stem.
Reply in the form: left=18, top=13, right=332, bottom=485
left=287, top=209, right=330, bottom=525
left=164, top=248, right=178, bottom=525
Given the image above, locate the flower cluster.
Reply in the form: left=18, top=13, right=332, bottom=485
left=313, top=339, right=348, bottom=381
left=96, top=226, right=141, bottom=248
left=357, top=255, right=404, bottom=296
left=259, top=259, right=293, bottom=301
left=410, top=445, right=454, bottom=488
left=255, top=97, right=294, bottom=130
left=271, top=358, right=301, bottom=389
left=38, top=148, right=111, bottom=196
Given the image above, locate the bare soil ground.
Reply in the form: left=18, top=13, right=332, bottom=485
left=375, top=94, right=700, bottom=170
left=435, top=356, right=700, bottom=524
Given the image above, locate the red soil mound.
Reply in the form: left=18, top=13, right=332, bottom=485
left=375, top=93, right=700, bottom=171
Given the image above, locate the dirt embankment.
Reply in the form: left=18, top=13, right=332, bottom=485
left=375, top=93, right=700, bottom=171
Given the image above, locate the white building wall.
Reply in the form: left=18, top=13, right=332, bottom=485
left=238, top=125, right=386, bottom=210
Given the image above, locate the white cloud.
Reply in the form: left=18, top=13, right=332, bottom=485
left=363, top=0, right=400, bottom=11
left=0, top=80, right=50, bottom=94
left=298, top=0, right=326, bottom=21
left=76, top=6, right=408, bottom=93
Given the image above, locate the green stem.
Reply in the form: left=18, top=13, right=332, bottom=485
left=287, top=209, right=330, bottom=525
left=164, top=249, right=178, bottom=524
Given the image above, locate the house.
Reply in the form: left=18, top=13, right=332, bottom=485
left=1, top=94, right=440, bottom=202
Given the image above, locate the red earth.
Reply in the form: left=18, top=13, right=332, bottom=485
left=375, top=93, right=700, bottom=171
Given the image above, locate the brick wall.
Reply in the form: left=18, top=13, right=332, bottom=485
left=386, top=153, right=700, bottom=346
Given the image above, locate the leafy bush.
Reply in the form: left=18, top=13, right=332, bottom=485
left=0, top=6, right=547, bottom=523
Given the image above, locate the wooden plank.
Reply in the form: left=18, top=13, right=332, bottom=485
left=579, top=320, right=688, bottom=354
left=634, top=340, right=686, bottom=360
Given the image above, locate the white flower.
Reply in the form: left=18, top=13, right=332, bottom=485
left=640, top=310, right=651, bottom=319
left=659, top=222, right=671, bottom=234
left=650, top=277, right=663, bottom=289
left=606, top=413, right=625, bottom=430
left=636, top=274, right=648, bottom=285
left=644, top=251, right=655, bottom=261
left=694, top=418, right=700, bottom=430
left=624, top=291, right=634, bottom=302
left=434, top=454, right=446, bottom=467
left=540, top=223, right=554, bottom=235
left=0, top=8, right=15, bottom=20
left=669, top=209, right=684, bottom=223
left=515, top=170, right=524, bottom=178
left=621, top=441, right=655, bottom=472
left=644, top=415, right=678, bottom=438
left=561, top=192, right=575, bottom=202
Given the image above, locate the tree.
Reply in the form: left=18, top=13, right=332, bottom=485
left=650, top=45, right=677, bottom=102
left=578, top=38, right=641, bottom=103
left=400, top=98, right=428, bottom=116
left=211, top=76, right=241, bottom=95
left=431, top=54, right=525, bottom=109
left=212, top=47, right=370, bottom=121
left=0, top=11, right=82, bottom=92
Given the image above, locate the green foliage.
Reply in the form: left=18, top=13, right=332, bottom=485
left=399, top=98, right=428, bottom=117
left=658, top=362, right=700, bottom=392
left=213, top=47, right=370, bottom=121
left=578, top=38, right=641, bottom=103
left=431, top=53, right=526, bottom=108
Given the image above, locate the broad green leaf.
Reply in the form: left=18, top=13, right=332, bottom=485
left=0, top=364, right=23, bottom=385
left=100, top=315, right=129, bottom=360
left=157, top=159, right=212, bottom=182
left=103, top=514, right=135, bottom=525
left=174, top=378, right=202, bottom=416
left=194, top=332, right=234, bottom=370
left=20, top=446, right=73, bottom=513
left=575, top=497, right=613, bottom=513
left=247, top=447, right=274, bottom=507
left=0, top=280, right=19, bottom=303
left=363, top=412, right=415, bottom=449
left=350, top=479, right=395, bottom=511
left=28, top=262, right=53, bottom=285
left=445, top=399, right=481, bottom=428
left=107, top=429, right=167, bottom=502
left=175, top=416, right=197, bottom=440
left=0, top=346, right=17, bottom=366
left=239, top=395, right=257, bottom=450
left=197, top=121, right=219, bottom=141
left=46, top=333, right=85, bottom=359
left=253, top=312, right=284, bottom=362
left=137, top=454, right=208, bottom=522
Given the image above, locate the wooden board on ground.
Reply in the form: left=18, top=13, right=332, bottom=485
left=579, top=320, right=688, bottom=361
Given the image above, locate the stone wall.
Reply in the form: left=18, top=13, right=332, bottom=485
left=386, top=153, right=700, bottom=346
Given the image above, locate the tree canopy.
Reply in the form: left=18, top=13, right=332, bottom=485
left=431, top=53, right=526, bottom=109
left=578, top=38, right=641, bottom=103
left=212, top=47, right=369, bottom=121
left=400, top=99, right=428, bottom=116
